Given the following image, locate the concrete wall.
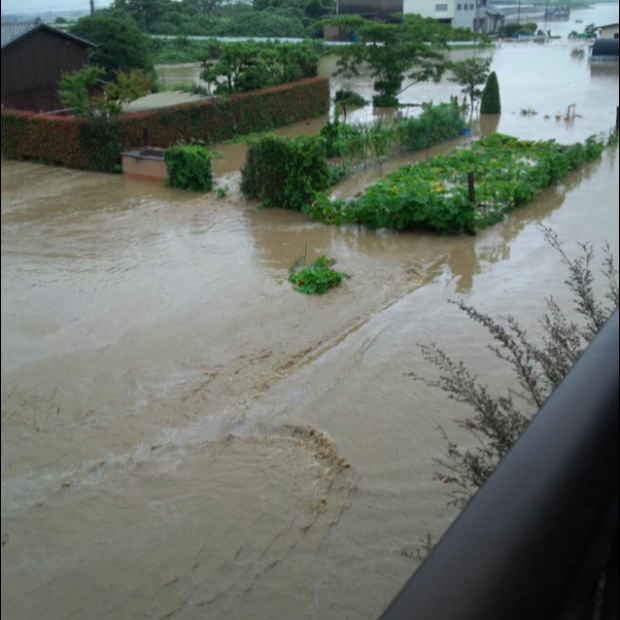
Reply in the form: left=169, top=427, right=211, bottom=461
left=404, top=0, right=456, bottom=22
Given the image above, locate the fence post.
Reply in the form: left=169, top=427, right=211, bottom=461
left=468, top=172, right=476, bottom=203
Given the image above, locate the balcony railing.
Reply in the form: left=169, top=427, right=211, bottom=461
left=380, top=310, right=619, bottom=620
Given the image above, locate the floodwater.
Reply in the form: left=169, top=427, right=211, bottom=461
left=2, top=5, right=619, bottom=619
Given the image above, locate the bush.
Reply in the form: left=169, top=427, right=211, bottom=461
left=241, top=134, right=331, bottom=211
left=165, top=145, right=213, bottom=192
left=334, top=90, right=367, bottom=107
left=289, top=256, right=344, bottom=295
left=395, top=101, right=465, bottom=152
left=1, top=78, right=330, bottom=173
left=481, top=72, right=501, bottom=115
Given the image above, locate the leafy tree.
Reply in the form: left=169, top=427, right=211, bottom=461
left=201, top=41, right=264, bottom=95
left=480, top=71, right=501, bottom=115
left=58, top=66, right=104, bottom=117
left=58, top=67, right=152, bottom=117
left=184, top=0, right=225, bottom=14
left=449, top=57, right=493, bottom=117
left=218, top=9, right=308, bottom=38
left=54, top=17, right=68, bottom=24
left=71, top=17, right=154, bottom=80
left=327, top=14, right=451, bottom=108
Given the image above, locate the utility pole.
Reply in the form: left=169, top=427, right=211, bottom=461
left=517, top=0, right=522, bottom=26
left=90, top=0, right=95, bottom=16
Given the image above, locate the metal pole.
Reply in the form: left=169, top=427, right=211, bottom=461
left=90, top=0, right=95, bottom=16
left=468, top=172, right=476, bottom=203
left=518, top=0, right=522, bottom=26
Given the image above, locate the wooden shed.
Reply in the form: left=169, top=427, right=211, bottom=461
left=1, top=22, right=96, bottom=112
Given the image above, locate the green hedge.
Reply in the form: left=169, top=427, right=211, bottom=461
left=241, top=134, right=331, bottom=211
left=1, top=78, right=330, bottom=173
left=165, top=145, right=213, bottom=192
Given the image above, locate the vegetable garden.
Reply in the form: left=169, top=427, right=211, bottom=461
left=302, top=132, right=616, bottom=235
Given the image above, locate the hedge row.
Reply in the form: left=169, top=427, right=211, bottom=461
left=1, top=77, right=331, bottom=173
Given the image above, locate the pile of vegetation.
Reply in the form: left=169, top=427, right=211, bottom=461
left=241, top=134, right=331, bottom=211
left=334, top=89, right=367, bottom=107
left=289, top=255, right=344, bottom=295
left=303, top=132, right=614, bottom=235
left=165, top=143, right=213, bottom=192
left=499, top=22, right=540, bottom=38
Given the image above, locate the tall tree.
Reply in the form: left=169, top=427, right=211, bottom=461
left=327, top=15, right=451, bottom=108
left=184, top=0, right=225, bottom=14
left=449, top=57, right=493, bottom=117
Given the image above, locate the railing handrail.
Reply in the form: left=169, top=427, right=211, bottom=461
left=380, top=310, right=619, bottom=620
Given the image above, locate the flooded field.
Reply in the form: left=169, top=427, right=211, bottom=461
left=2, top=5, right=619, bottom=619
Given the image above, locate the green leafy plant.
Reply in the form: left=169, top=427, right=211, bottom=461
left=304, top=133, right=610, bottom=235
left=481, top=72, right=502, bottom=115
left=58, top=66, right=104, bottom=117
left=241, top=134, right=331, bottom=211
left=165, top=145, right=213, bottom=192
left=334, top=89, right=367, bottom=107
left=289, top=255, right=344, bottom=295
left=216, top=185, right=230, bottom=198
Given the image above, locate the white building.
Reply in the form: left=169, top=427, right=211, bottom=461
left=599, top=23, right=619, bottom=39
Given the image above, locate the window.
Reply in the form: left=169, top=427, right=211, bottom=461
left=457, top=3, right=463, bottom=9
left=436, top=4, right=449, bottom=11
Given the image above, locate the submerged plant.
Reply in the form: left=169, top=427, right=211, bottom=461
left=289, top=255, right=344, bottom=296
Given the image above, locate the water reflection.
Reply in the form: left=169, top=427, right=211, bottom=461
left=590, top=61, right=620, bottom=80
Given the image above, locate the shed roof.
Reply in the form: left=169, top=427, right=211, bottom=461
left=1, top=22, right=96, bottom=51
left=597, top=23, right=619, bottom=29
left=592, top=38, right=620, bottom=57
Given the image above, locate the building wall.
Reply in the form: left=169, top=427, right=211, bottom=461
left=601, top=25, right=619, bottom=39
left=404, top=0, right=456, bottom=22
left=337, top=0, right=404, bottom=19
left=1, top=29, right=91, bottom=112
left=453, top=1, right=478, bottom=29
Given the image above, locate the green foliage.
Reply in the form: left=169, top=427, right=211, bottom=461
left=79, top=118, right=124, bottom=172
left=58, top=66, right=104, bottom=117
left=289, top=255, right=344, bottom=295
left=1, top=78, right=330, bottom=172
left=304, top=133, right=609, bottom=235
left=216, top=185, right=230, bottom=198
left=334, top=90, right=367, bottom=107
left=165, top=144, right=213, bottom=192
left=481, top=72, right=501, bottom=115
left=55, top=17, right=68, bottom=24
left=217, top=9, right=309, bottom=38
left=500, top=22, right=538, bottom=37
left=171, top=82, right=212, bottom=97
left=394, top=101, right=466, bottom=152
left=320, top=102, right=465, bottom=165
left=241, top=134, right=331, bottom=211
left=71, top=17, right=154, bottom=80
left=449, top=57, right=493, bottom=116
left=329, top=164, right=353, bottom=186
left=327, top=14, right=454, bottom=107
left=199, top=40, right=321, bottom=96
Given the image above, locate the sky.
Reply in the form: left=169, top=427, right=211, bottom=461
left=1, top=0, right=112, bottom=16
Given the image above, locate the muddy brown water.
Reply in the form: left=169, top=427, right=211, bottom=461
left=2, top=7, right=619, bottom=619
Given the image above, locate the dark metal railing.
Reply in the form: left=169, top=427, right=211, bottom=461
left=381, top=310, right=619, bottom=620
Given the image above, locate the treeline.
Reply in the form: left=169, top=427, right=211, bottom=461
left=93, top=0, right=330, bottom=38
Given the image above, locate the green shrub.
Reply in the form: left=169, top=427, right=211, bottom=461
left=334, top=90, right=367, bottom=107
left=395, top=101, right=465, bottom=152
left=289, top=256, right=344, bottom=295
left=79, top=118, right=124, bottom=172
left=241, top=134, right=331, bottom=211
left=165, top=145, right=213, bottom=192
left=481, top=72, right=502, bottom=115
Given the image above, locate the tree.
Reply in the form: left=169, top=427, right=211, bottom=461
left=71, top=17, right=154, bottom=80
left=184, top=0, right=225, bottom=13
left=449, top=57, right=492, bottom=118
left=55, top=17, right=68, bottom=24
left=58, top=66, right=104, bottom=117
left=327, top=14, right=450, bottom=108
left=217, top=9, right=308, bottom=38
left=58, top=67, right=152, bottom=117
left=480, top=71, right=502, bottom=115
